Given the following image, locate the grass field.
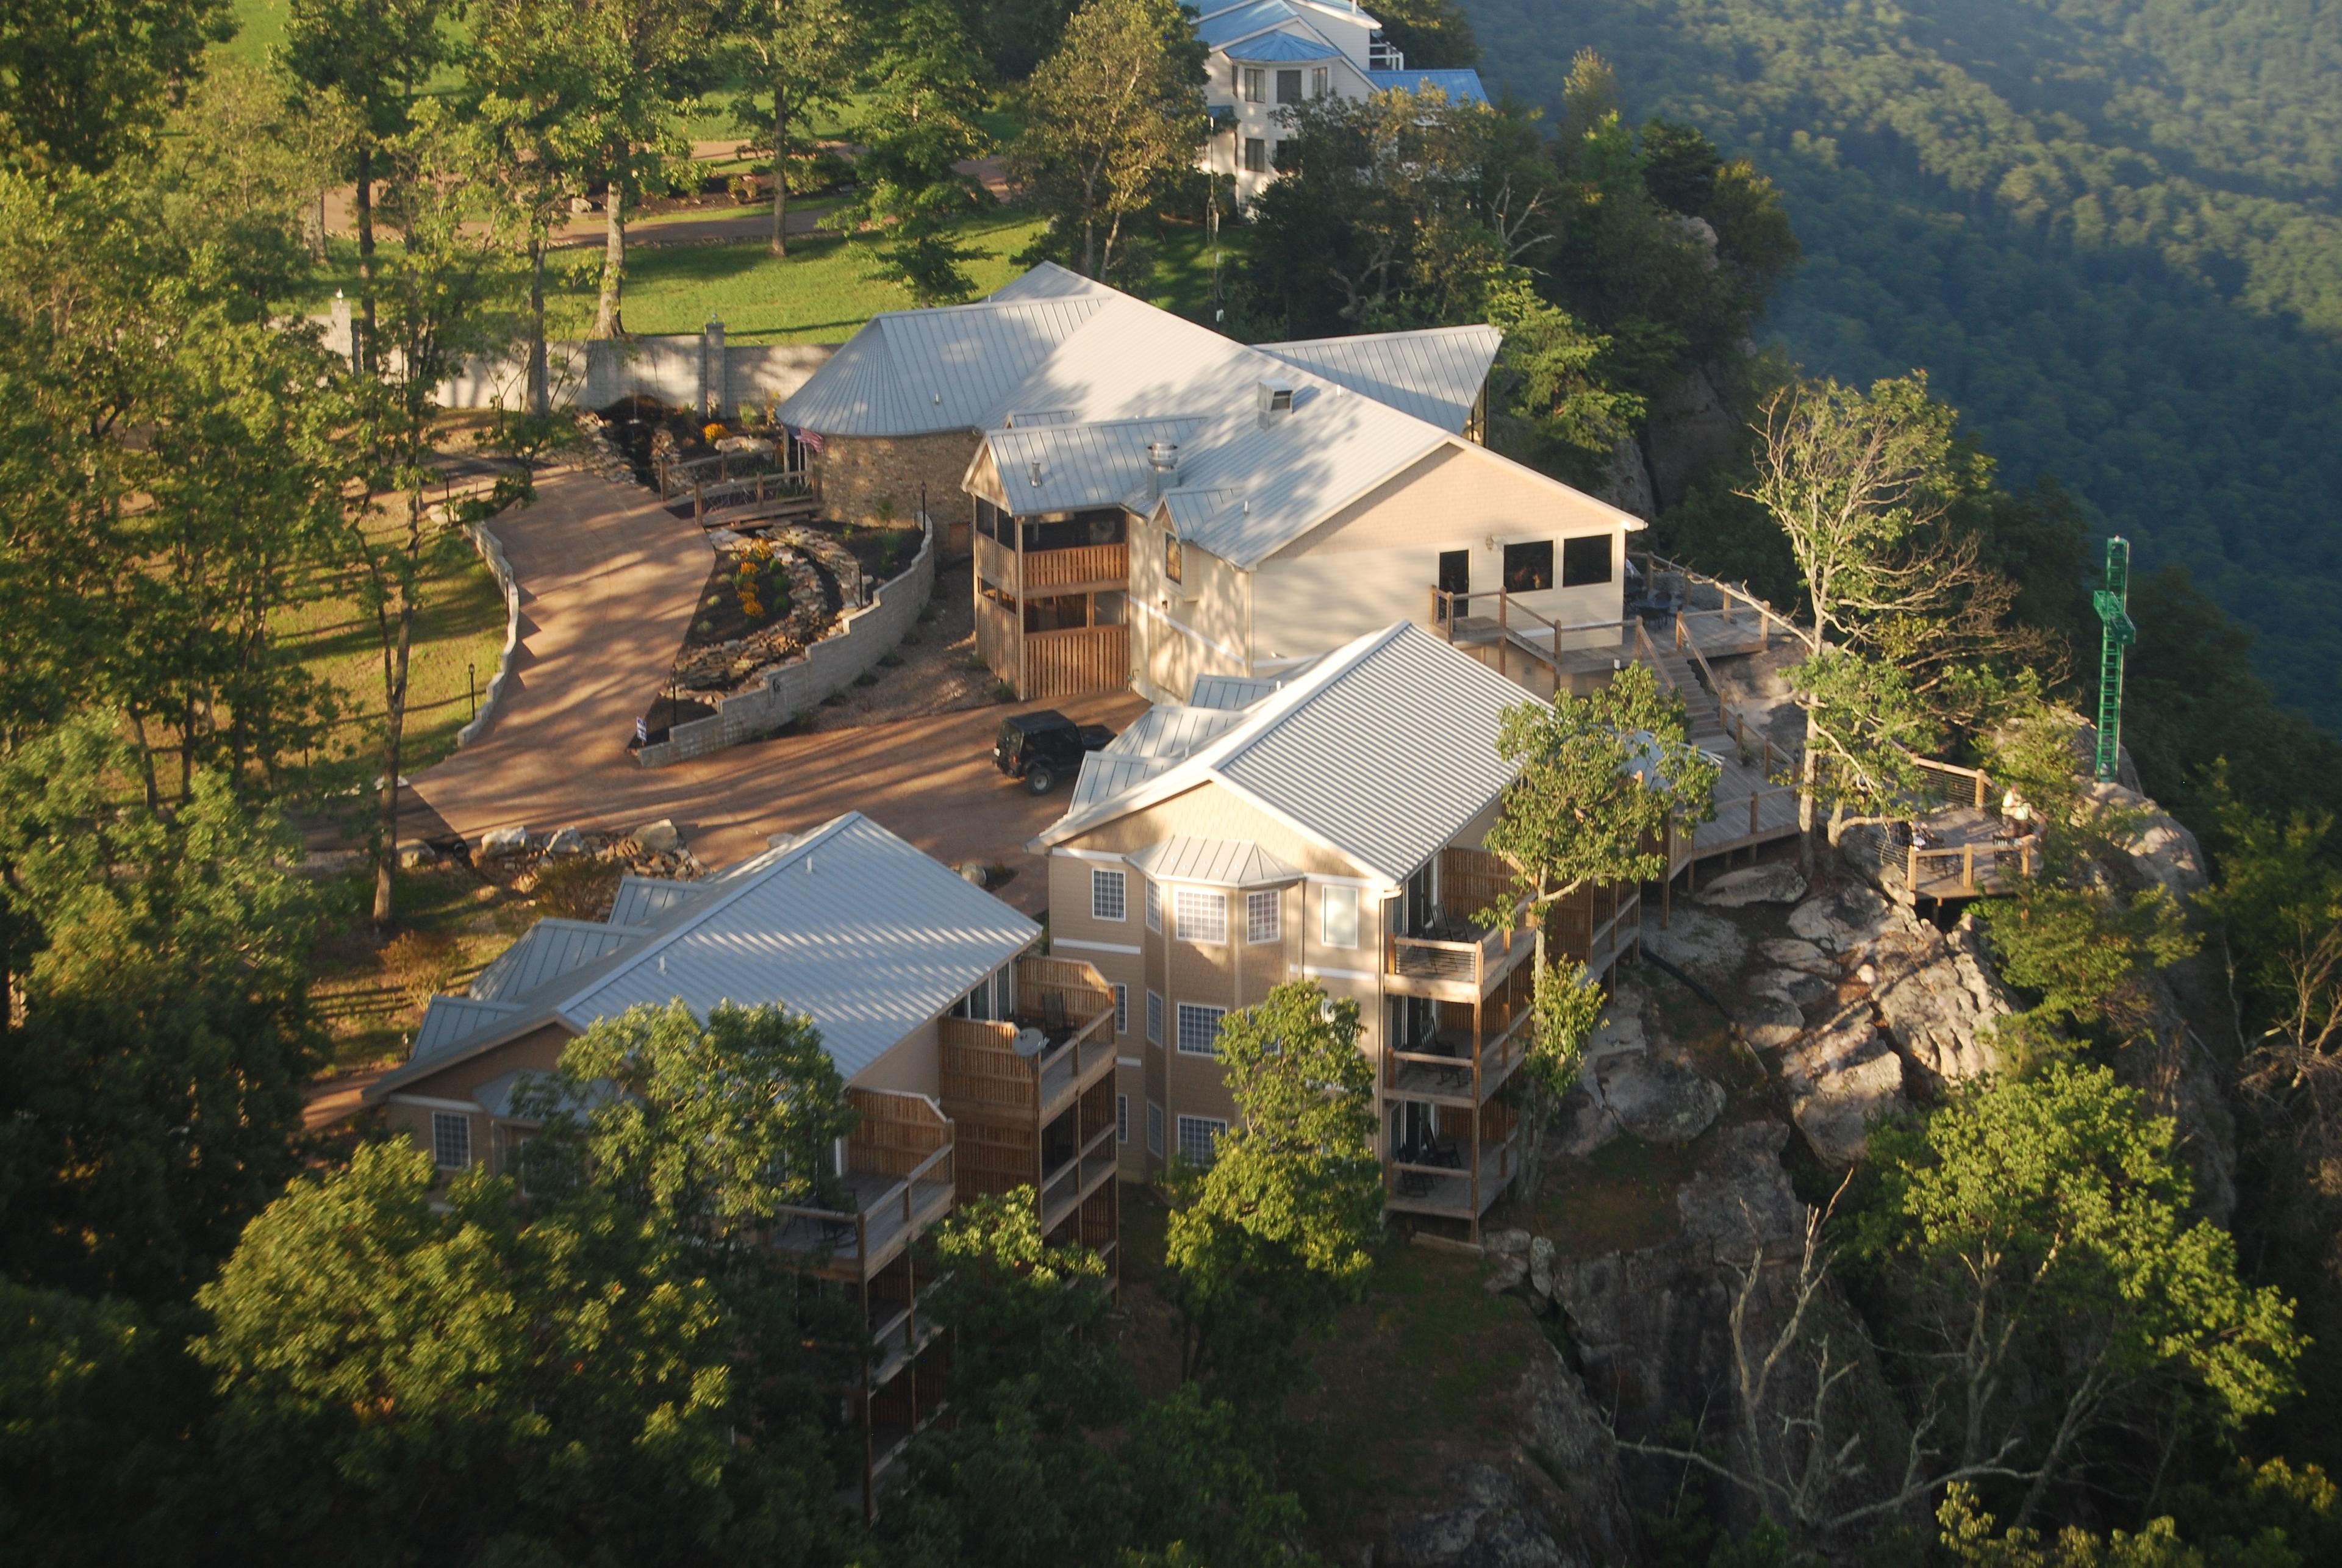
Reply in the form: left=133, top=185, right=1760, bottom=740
left=276, top=522, right=509, bottom=784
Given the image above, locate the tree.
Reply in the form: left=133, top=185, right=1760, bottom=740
left=1482, top=659, right=1718, bottom=998
left=923, top=1187, right=1125, bottom=1424
left=276, top=0, right=453, bottom=372
left=1478, top=261, right=1644, bottom=472
left=567, top=0, right=711, bottom=338
left=0, top=0, right=232, bottom=173
left=839, top=0, right=990, bottom=303
left=1858, top=1065, right=2300, bottom=1527
left=1366, top=0, right=1478, bottom=70
left=0, top=719, right=323, bottom=1306
left=1163, top=982, right=1380, bottom=1403
left=1517, top=955, right=1606, bottom=1202
left=194, top=1142, right=828, bottom=1564
left=722, top=0, right=861, bottom=257
left=343, top=131, right=520, bottom=930
left=1008, top=0, right=1206, bottom=284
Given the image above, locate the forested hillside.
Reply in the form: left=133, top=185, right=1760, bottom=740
left=1465, top=0, right=2342, bottom=730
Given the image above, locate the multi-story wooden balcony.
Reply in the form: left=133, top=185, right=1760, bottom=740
left=938, top=953, right=1122, bottom=1275
left=1385, top=1103, right=1524, bottom=1223
left=767, top=1088, right=956, bottom=1283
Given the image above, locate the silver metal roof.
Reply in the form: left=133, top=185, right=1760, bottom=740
left=1037, top=622, right=1530, bottom=885
left=775, top=296, right=1109, bottom=437
left=979, top=416, right=1208, bottom=515
left=1106, top=702, right=1253, bottom=759
left=609, top=875, right=703, bottom=928
left=377, top=814, right=1040, bottom=1095
left=413, top=996, right=523, bottom=1062
left=469, top=918, right=646, bottom=1003
left=987, top=261, right=1114, bottom=303
left=1070, top=752, right=1174, bottom=810
left=1126, top=834, right=1302, bottom=886
left=1191, top=660, right=1322, bottom=708
left=1259, top=326, right=1500, bottom=433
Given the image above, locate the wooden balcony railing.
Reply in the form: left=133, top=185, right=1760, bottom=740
left=767, top=1137, right=955, bottom=1280
left=973, top=532, right=1128, bottom=596
left=940, top=956, right=1118, bottom=1197
left=1022, top=623, right=1126, bottom=699
left=1384, top=918, right=1531, bottom=997
left=1384, top=1004, right=1530, bottom=1105
left=1039, top=1122, right=1117, bottom=1233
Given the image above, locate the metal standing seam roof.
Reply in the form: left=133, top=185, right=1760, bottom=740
left=1036, top=622, right=1530, bottom=886
left=1125, top=835, right=1303, bottom=886
left=1197, top=0, right=1314, bottom=50
left=468, top=918, right=647, bottom=1003
left=976, top=417, right=1210, bottom=515
left=1364, top=68, right=1489, bottom=104
left=1067, top=703, right=1251, bottom=809
left=1191, top=664, right=1321, bottom=708
left=1228, top=30, right=1338, bottom=60
left=373, top=812, right=1042, bottom=1096
left=774, top=296, right=1109, bottom=437
left=1260, top=325, right=1502, bottom=433
left=609, top=875, right=704, bottom=928
left=986, top=261, right=1116, bottom=303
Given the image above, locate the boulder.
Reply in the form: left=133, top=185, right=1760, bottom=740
left=1736, top=994, right=1804, bottom=1051
left=956, top=861, right=990, bottom=887
left=1484, top=1255, right=1530, bottom=1294
left=543, top=826, right=586, bottom=857
left=1696, top=862, right=1809, bottom=908
left=1787, top=881, right=1901, bottom=953
left=713, top=434, right=775, bottom=457
left=1583, top=1000, right=1648, bottom=1062
left=1757, top=937, right=1834, bottom=972
left=1863, top=912, right=2011, bottom=1086
left=479, top=825, right=531, bottom=859
left=1640, top=905, right=1748, bottom=985
left=1599, top=1051, right=1726, bottom=1145
left=1485, top=1228, right=1532, bottom=1257
left=1779, top=1015, right=1905, bottom=1164
left=1529, top=1235, right=1557, bottom=1299
left=2086, top=781, right=2209, bottom=899
left=632, top=817, right=682, bottom=854
left=395, top=839, right=439, bottom=868
left=1748, top=965, right=1834, bottom=1009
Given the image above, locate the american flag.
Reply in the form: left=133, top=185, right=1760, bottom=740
left=789, top=424, right=825, bottom=453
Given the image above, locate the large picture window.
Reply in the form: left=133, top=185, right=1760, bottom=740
left=1174, top=889, right=1228, bottom=943
left=1176, top=1003, right=1228, bottom=1057
left=1562, top=533, right=1614, bottom=587
left=431, top=1111, right=471, bottom=1171
left=1502, top=539, right=1554, bottom=592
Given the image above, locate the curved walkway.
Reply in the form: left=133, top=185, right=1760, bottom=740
left=412, top=467, right=1141, bottom=914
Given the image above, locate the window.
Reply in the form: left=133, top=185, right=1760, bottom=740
left=1438, top=548, right=1469, bottom=598
left=1092, top=867, right=1127, bottom=922
left=431, top=1111, right=471, bottom=1171
left=1175, top=889, right=1228, bottom=943
left=1147, top=1101, right=1166, bottom=1157
left=1117, top=1094, right=1130, bottom=1145
left=1247, top=889, right=1281, bottom=944
left=1276, top=68, right=1302, bottom=104
left=1147, top=989, right=1165, bottom=1045
left=1176, top=1003, right=1227, bottom=1057
left=1113, top=983, right=1129, bottom=1037
left=1502, top=539, right=1555, bottom=592
left=1242, top=66, right=1264, bottom=102
left=1562, top=532, right=1614, bottom=587
left=1243, top=137, right=1266, bottom=174
left=1322, top=884, right=1360, bottom=948
left=1177, top=1115, right=1228, bottom=1168
left=1270, top=139, right=1289, bottom=174
left=1145, top=879, right=1162, bottom=931
left=1311, top=66, right=1329, bottom=98
left=1164, top=530, right=1184, bottom=583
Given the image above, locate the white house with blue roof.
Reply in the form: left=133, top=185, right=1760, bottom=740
left=1192, top=0, right=1489, bottom=204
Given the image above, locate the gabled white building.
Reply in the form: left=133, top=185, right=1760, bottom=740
left=1194, top=0, right=1490, bottom=204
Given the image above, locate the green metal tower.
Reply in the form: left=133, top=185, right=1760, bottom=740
left=2092, top=536, right=2135, bottom=783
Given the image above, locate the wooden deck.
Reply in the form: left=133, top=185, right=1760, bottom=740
left=769, top=1164, right=954, bottom=1281
left=1385, top=1128, right=1524, bottom=1222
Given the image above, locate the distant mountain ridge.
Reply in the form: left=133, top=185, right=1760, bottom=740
left=1464, top=0, right=2342, bottom=730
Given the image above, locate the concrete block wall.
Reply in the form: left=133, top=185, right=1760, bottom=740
left=634, top=519, right=937, bottom=767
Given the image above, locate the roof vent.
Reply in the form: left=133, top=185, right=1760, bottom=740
left=1256, top=378, right=1297, bottom=426
left=1147, top=441, right=1180, bottom=500
left=1029, top=459, right=1044, bottom=487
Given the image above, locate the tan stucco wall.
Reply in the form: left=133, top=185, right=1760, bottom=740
left=1129, top=512, right=1252, bottom=703
left=1254, top=443, right=1631, bottom=657
left=818, top=430, right=981, bottom=529
left=847, top=1015, right=945, bottom=1099
left=378, top=1022, right=577, bottom=1173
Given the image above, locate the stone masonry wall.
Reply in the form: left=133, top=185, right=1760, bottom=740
left=817, top=430, right=981, bottom=529
left=633, top=519, right=936, bottom=767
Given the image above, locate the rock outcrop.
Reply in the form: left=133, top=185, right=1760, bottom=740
left=1778, top=1014, right=1907, bottom=1164
left=1696, top=864, right=1810, bottom=908
left=1553, top=979, right=1725, bottom=1156
left=1864, top=912, right=2011, bottom=1088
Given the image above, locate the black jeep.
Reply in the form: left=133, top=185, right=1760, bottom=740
left=993, top=710, right=1114, bottom=795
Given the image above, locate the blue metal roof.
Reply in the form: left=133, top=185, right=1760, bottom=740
left=1197, top=0, right=1306, bottom=49
left=1229, top=30, right=1336, bottom=61
left=1366, top=68, right=1489, bottom=104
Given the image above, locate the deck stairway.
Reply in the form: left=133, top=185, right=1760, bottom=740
left=1648, top=645, right=1731, bottom=749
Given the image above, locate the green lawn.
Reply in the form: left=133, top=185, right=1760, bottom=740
left=276, top=525, right=509, bottom=783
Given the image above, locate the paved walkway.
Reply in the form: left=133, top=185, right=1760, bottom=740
left=414, top=467, right=1142, bottom=914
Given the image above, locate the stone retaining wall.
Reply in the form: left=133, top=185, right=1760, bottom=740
left=816, top=429, right=981, bottom=529
left=454, top=519, right=521, bottom=748
left=633, top=518, right=936, bottom=767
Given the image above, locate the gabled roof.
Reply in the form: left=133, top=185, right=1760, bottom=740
left=1366, top=68, right=1489, bottom=104
left=979, top=415, right=1209, bottom=515
left=1066, top=703, right=1253, bottom=810
left=986, top=261, right=1116, bottom=303
left=1229, top=30, right=1336, bottom=60
left=775, top=294, right=1109, bottom=437
left=1036, top=621, right=1532, bottom=886
left=372, top=813, right=1040, bottom=1098
left=609, top=874, right=702, bottom=928
left=1126, top=835, right=1302, bottom=886
left=1259, top=325, right=1500, bottom=433
left=1197, top=0, right=1318, bottom=50
left=468, top=918, right=645, bottom=1003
